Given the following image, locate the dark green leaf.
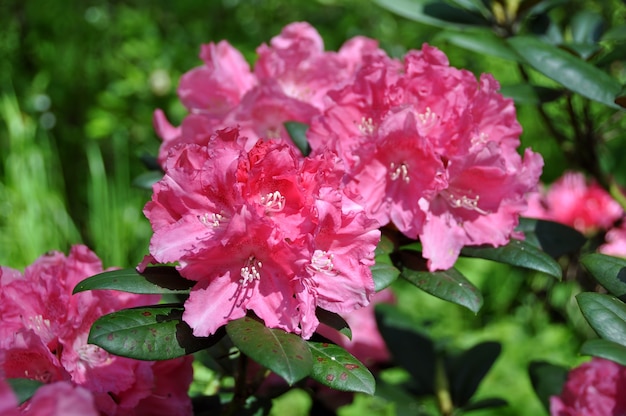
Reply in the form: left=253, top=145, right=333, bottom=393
left=516, top=218, right=586, bottom=258
left=6, top=378, right=44, bottom=405
left=226, top=316, right=313, bottom=385
left=373, top=0, right=489, bottom=29
left=371, top=262, right=400, bottom=292
left=520, top=0, right=569, bottom=18
left=580, top=339, right=626, bottom=366
left=89, top=304, right=219, bottom=360
left=316, top=308, right=351, bottom=340
left=577, top=292, right=626, bottom=347
left=73, top=267, right=195, bottom=295
left=500, top=84, right=564, bottom=104
left=284, top=121, right=310, bottom=156
left=581, top=253, right=626, bottom=298
left=462, top=398, right=508, bottom=412
left=401, top=267, right=483, bottom=313
left=307, top=342, right=375, bottom=394
left=446, top=342, right=501, bottom=407
left=570, top=11, right=604, bottom=44
left=507, top=36, right=622, bottom=108
left=528, top=361, right=569, bottom=411
left=461, top=239, right=562, bottom=279
left=375, top=234, right=395, bottom=256
left=434, top=29, right=519, bottom=61
left=376, top=304, right=436, bottom=395
left=132, top=170, right=163, bottom=190
left=601, top=24, right=626, bottom=42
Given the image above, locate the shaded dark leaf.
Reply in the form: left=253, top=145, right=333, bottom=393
left=580, top=338, right=626, bottom=366
left=435, top=29, right=519, bottom=61
left=371, top=262, right=401, bottom=292
left=516, top=218, right=587, bottom=258
left=373, top=0, right=489, bottom=29
left=446, top=342, right=501, bottom=407
left=308, top=342, right=375, bottom=394
left=89, top=304, right=220, bottom=360
left=570, top=11, right=604, bottom=44
left=577, top=292, right=626, bottom=347
left=73, top=266, right=195, bottom=295
left=580, top=253, right=626, bottom=299
left=6, top=378, right=44, bottom=405
left=316, top=308, right=351, bottom=340
left=284, top=121, right=310, bottom=156
left=462, top=397, right=508, bottom=413
left=500, top=84, right=564, bottom=104
left=528, top=361, right=569, bottom=411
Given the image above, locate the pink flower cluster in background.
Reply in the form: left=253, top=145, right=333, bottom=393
left=551, top=357, right=626, bottom=416
left=0, top=246, right=193, bottom=415
left=524, top=171, right=626, bottom=256
left=146, top=22, right=542, bottom=338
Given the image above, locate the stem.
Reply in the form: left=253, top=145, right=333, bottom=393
left=224, top=353, right=249, bottom=416
left=435, top=357, right=454, bottom=416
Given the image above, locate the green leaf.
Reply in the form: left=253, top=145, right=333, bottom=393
left=528, top=361, right=569, bottom=411
left=73, top=266, right=195, bottom=295
left=601, top=24, right=626, bottom=42
left=516, top=218, right=587, bottom=258
left=284, top=121, right=310, bottom=156
left=371, top=262, right=400, bottom=291
left=316, top=308, right=351, bottom=340
left=307, top=342, right=375, bottom=394
left=89, top=304, right=219, bottom=360
left=6, top=378, right=44, bottom=405
left=580, top=253, right=626, bottom=298
left=401, top=267, right=483, bottom=313
left=434, top=29, right=519, bottom=61
left=226, top=316, right=313, bottom=385
left=500, top=84, right=564, bottom=104
left=376, top=304, right=436, bottom=395
left=577, top=292, right=626, bottom=347
left=461, top=239, right=562, bottom=279
left=570, top=11, right=604, bottom=44
left=373, top=0, right=489, bottom=29
left=132, top=170, right=163, bottom=190
left=461, top=398, right=508, bottom=413
left=580, top=338, right=626, bottom=366
left=446, top=342, right=501, bottom=407
left=507, top=36, right=623, bottom=108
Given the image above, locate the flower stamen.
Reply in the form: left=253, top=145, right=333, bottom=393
left=260, top=191, right=285, bottom=212
left=444, top=191, right=489, bottom=214
left=198, top=212, right=224, bottom=228
left=307, top=250, right=336, bottom=276
left=389, top=162, right=410, bottom=183
left=240, top=256, right=262, bottom=286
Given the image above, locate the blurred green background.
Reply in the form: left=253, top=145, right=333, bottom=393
left=0, top=1, right=614, bottom=414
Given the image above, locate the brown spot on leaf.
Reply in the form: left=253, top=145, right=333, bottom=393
left=344, top=364, right=359, bottom=370
left=340, top=372, right=348, bottom=381
left=142, top=311, right=152, bottom=317
left=326, top=374, right=335, bottom=382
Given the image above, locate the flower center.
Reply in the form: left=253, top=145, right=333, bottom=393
left=240, top=256, right=262, bottom=286
left=389, top=162, right=410, bottom=183
left=307, top=250, right=336, bottom=276
left=358, top=117, right=375, bottom=135
left=260, top=191, right=285, bottom=212
left=78, top=344, right=110, bottom=368
left=443, top=190, right=489, bottom=214
left=198, top=212, right=224, bottom=228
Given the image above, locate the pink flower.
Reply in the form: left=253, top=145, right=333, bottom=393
left=144, top=127, right=380, bottom=339
left=550, top=357, right=626, bottom=416
left=524, top=171, right=623, bottom=235
left=599, top=222, right=626, bottom=257
left=0, top=246, right=194, bottom=416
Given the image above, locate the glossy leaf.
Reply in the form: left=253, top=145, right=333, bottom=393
left=508, top=36, right=622, bottom=108
left=401, top=267, right=483, bottom=313
left=577, top=292, right=626, bottom=347
left=570, top=11, right=603, bottom=44
left=6, top=378, right=44, bottom=405
left=371, top=262, right=400, bottom=292
left=435, top=29, right=519, bottom=61
left=73, top=266, right=195, bottom=295
left=89, top=304, right=219, bottom=360
left=284, top=121, right=310, bottom=157
left=528, top=361, right=569, bottom=411
left=461, top=239, right=562, bottom=279
left=376, top=304, right=436, bottom=395
left=226, top=316, right=313, bottom=385
left=446, top=342, right=501, bottom=407
left=500, top=84, right=564, bottom=105
left=307, top=342, right=375, bottom=394
left=581, top=253, right=626, bottom=298
left=316, top=308, right=351, bottom=340
left=461, top=398, right=508, bottom=412
left=580, top=339, right=626, bottom=366
left=373, top=0, right=488, bottom=29
left=516, top=218, right=586, bottom=258
left=132, top=170, right=163, bottom=190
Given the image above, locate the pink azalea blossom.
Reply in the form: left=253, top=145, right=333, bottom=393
left=599, top=222, right=626, bottom=257
left=144, top=127, right=380, bottom=339
left=524, top=171, right=623, bottom=235
left=550, top=357, right=626, bottom=416
left=0, top=246, right=194, bottom=416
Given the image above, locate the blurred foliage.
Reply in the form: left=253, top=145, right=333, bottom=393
left=2, top=0, right=625, bottom=414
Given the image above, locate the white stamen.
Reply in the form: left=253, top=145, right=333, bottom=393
left=307, top=250, right=336, bottom=276
left=444, top=191, right=489, bottom=214
left=471, top=132, right=488, bottom=147
left=198, top=212, right=223, bottom=228
left=358, top=117, right=375, bottom=135
left=260, top=191, right=285, bottom=212
left=240, top=256, right=262, bottom=286
left=389, top=162, right=410, bottom=183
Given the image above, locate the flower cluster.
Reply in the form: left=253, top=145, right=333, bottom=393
left=550, top=357, right=626, bottom=416
left=524, top=171, right=626, bottom=256
left=0, top=246, right=193, bottom=415
left=146, top=22, right=542, bottom=338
